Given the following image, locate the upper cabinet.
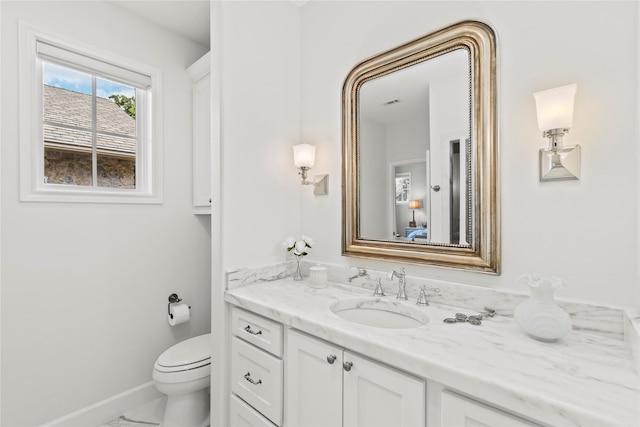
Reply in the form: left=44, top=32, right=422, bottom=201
left=187, top=52, right=212, bottom=214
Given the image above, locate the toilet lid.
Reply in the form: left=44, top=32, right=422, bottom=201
left=156, top=334, right=211, bottom=369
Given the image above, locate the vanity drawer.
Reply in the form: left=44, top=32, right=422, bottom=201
left=231, top=336, right=283, bottom=426
left=232, top=306, right=283, bottom=357
left=229, top=394, right=277, bottom=427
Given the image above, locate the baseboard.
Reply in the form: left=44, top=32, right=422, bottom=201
left=40, top=381, right=162, bottom=427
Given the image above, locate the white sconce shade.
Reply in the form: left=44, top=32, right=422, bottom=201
left=292, top=143, right=328, bottom=195
left=533, top=84, right=580, bottom=181
left=293, top=143, right=316, bottom=168
left=533, top=84, right=577, bottom=132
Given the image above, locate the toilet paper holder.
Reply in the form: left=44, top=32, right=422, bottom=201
left=167, top=293, right=191, bottom=319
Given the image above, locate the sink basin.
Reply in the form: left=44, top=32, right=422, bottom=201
left=330, top=297, right=429, bottom=329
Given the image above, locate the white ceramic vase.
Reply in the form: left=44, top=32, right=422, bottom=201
left=514, top=274, right=572, bottom=342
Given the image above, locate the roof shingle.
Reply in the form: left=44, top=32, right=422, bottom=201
left=43, top=85, right=136, bottom=156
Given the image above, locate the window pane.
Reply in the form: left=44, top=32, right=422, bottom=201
left=96, top=133, right=136, bottom=188
left=44, top=142, right=93, bottom=186
left=43, top=62, right=92, bottom=130
left=97, top=155, right=136, bottom=189
left=96, top=77, right=136, bottom=138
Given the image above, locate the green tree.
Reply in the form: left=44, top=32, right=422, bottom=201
left=109, top=94, right=136, bottom=119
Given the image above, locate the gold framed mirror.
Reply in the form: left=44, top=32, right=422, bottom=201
left=342, top=20, right=499, bottom=273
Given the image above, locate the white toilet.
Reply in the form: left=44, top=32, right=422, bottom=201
left=153, top=333, right=211, bottom=427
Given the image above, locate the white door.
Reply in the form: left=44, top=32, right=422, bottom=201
left=441, top=391, right=539, bottom=427
left=343, top=351, right=425, bottom=427
left=286, top=330, right=343, bottom=427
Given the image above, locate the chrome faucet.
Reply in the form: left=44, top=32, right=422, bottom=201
left=387, top=268, right=407, bottom=300
left=348, top=267, right=369, bottom=282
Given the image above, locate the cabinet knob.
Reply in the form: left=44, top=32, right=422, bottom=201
left=327, top=354, right=337, bottom=364
left=343, top=361, right=353, bottom=372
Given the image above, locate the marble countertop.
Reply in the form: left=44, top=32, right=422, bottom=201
left=225, top=279, right=639, bottom=427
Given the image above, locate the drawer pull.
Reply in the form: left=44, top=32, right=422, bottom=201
left=343, top=361, right=353, bottom=372
left=327, top=354, right=337, bottom=364
left=244, top=372, right=262, bottom=386
left=244, top=325, right=262, bottom=336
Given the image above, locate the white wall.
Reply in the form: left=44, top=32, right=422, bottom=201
left=218, top=1, right=302, bottom=271
left=0, top=2, right=211, bottom=425
left=360, top=118, right=387, bottom=238
left=300, top=1, right=639, bottom=307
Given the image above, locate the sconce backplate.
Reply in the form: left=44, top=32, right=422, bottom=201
left=539, top=145, right=581, bottom=181
left=314, top=174, right=328, bottom=195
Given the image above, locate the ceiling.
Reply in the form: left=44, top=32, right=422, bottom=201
left=361, top=49, right=469, bottom=126
left=108, top=1, right=211, bottom=49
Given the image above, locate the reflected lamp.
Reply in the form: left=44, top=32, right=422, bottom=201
left=408, top=199, right=421, bottom=227
left=292, top=143, right=328, bottom=195
left=533, top=84, right=579, bottom=181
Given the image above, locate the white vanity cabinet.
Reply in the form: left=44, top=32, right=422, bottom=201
left=440, top=391, right=540, bottom=427
left=286, top=329, right=426, bottom=427
left=230, top=307, right=284, bottom=427
left=186, top=52, right=211, bottom=214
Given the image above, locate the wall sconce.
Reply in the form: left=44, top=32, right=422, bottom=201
left=533, top=84, right=579, bottom=181
left=408, top=199, right=421, bottom=227
left=292, top=143, right=328, bottom=195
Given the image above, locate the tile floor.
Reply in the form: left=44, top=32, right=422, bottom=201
left=99, top=397, right=165, bottom=427
left=99, top=395, right=211, bottom=427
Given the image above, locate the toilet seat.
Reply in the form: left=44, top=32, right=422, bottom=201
left=153, top=334, right=211, bottom=383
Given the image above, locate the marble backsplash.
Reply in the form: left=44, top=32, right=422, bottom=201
left=624, top=308, right=640, bottom=373
left=226, top=260, right=629, bottom=341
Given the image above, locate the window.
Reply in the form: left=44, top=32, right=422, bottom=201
left=19, top=23, right=163, bottom=203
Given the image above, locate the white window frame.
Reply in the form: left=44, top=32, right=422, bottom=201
left=19, top=21, right=163, bottom=204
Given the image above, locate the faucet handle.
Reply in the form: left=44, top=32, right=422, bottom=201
left=372, top=278, right=385, bottom=296
left=416, top=286, right=428, bottom=305
left=387, top=267, right=406, bottom=281
left=416, top=285, right=441, bottom=306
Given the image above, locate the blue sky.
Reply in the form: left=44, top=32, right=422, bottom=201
left=43, top=62, right=135, bottom=99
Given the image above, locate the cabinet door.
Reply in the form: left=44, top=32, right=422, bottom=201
left=231, top=337, right=284, bottom=426
left=286, top=330, right=343, bottom=427
left=230, top=394, right=277, bottom=427
left=441, top=391, right=539, bottom=427
left=192, top=72, right=212, bottom=212
left=343, top=351, right=425, bottom=427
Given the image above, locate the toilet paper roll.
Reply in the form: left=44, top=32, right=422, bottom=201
left=168, top=303, right=190, bottom=326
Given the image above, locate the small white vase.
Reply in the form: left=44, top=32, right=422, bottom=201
left=293, top=256, right=303, bottom=281
left=514, top=274, right=572, bottom=342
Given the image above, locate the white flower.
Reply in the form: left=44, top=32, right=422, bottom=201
left=284, top=236, right=296, bottom=249
left=294, top=240, right=307, bottom=255
left=284, top=235, right=313, bottom=258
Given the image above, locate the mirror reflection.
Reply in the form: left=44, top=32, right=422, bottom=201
left=342, top=20, right=499, bottom=273
left=359, top=49, right=470, bottom=246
